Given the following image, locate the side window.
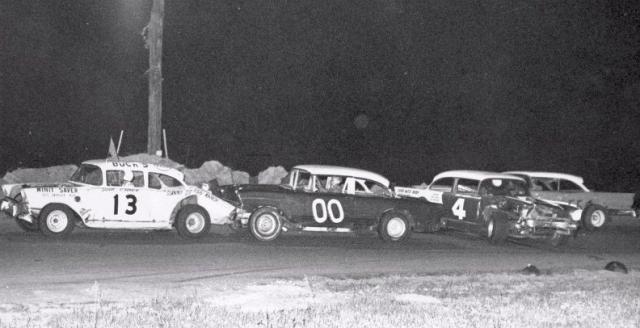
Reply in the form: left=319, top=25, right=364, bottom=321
left=429, top=178, right=454, bottom=192
left=531, top=178, right=553, bottom=191
left=365, top=180, right=392, bottom=197
left=354, top=179, right=371, bottom=195
left=456, top=178, right=479, bottom=194
left=70, top=165, right=103, bottom=186
left=295, top=171, right=312, bottom=191
left=132, top=171, right=144, bottom=187
left=559, top=179, right=582, bottom=192
left=149, top=173, right=162, bottom=189
left=148, top=173, right=183, bottom=189
left=106, top=170, right=124, bottom=186
left=316, top=175, right=344, bottom=193
left=159, top=174, right=182, bottom=187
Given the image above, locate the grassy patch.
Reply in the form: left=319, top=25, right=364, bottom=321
left=1, top=270, right=639, bottom=328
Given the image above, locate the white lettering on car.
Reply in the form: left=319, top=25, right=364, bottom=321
left=452, top=198, right=466, bottom=220
left=312, top=199, right=344, bottom=223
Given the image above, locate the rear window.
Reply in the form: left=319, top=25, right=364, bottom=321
left=70, top=164, right=103, bottom=186
left=149, top=172, right=183, bottom=189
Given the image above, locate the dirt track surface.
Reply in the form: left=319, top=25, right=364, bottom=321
left=0, top=216, right=639, bottom=306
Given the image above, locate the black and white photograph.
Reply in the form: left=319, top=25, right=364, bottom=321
left=1, top=0, right=639, bottom=327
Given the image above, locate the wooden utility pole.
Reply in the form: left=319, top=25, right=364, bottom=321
left=144, top=0, right=164, bottom=154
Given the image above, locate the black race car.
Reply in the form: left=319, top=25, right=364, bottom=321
left=220, top=165, right=443, bottom=242
left=395, top=170, right=579, bottom=246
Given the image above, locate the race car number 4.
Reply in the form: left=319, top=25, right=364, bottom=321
left=452, top=198, right=466, bottom=220
left=312, top=199, right=344, bottom=223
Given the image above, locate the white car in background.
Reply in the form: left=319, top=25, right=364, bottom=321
left=0, top=160, right=238, bottom=238
left=504, top=171, right=640, bottom=231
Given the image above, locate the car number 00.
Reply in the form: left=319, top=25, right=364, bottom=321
left=312, top=199, right=344, bottom=223
left=452, top=198, right=466, bottom=220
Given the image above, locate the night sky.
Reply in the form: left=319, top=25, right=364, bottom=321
left=1, top=0, right=639, bottom=190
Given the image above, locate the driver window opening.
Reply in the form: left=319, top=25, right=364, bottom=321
left=107, top=170, right=144, bottom=187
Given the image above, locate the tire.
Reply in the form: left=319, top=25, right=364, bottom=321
left=39, top=204, right=75, bottom=238
left=175, top=205, right=211, bottom=239
left=15, top=218, right=40, bottom=233
left=249, top=207, right=283, bottom=242
left=549, top=232, right=569, bottom=247
left=378, top=212, right=411, bottom=242
left=581, top=205, right=607, bottom=231
left=486, top=215, right=508, bottom=245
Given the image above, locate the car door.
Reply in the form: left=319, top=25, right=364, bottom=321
left=441, top=178, right=481, bottom=231
left=108, top=170, right=150, bottom=224
left=298, top=176, right=354, bottom=228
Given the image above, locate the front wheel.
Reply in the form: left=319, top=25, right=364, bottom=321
left=582, top=205, right=607, bottom=231
left=175, top=205, right=211, bottom=239
left=249, top=207, right=283, bottom=242
left=487, top=215, right=508, bottom=245
left=39, top=204, right=75, bottom=238
left=379, top=212, right=411, bottom=242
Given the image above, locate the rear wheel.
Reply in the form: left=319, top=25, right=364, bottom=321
left=39, top=204, right=75, bottom=238
left=379, top=212, right=411, bottom=242
left=175, top=205, right=211, bottom=239
left=582, top=205, right=607, bottom=231
left=249, top=207, right=282, bottom=242
left=486, top=215, right=508, bottom=245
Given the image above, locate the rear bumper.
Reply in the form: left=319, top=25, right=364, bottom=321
left=0, top=197, right=35, bottom=223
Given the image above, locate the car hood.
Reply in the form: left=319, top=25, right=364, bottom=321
left=491, top=196, right=571, bottom=220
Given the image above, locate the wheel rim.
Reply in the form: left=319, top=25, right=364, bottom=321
left=386, top=217, right=407, bottom=239
left=256, top=213, right=277, bottom=236
left=487, top=220, right=495, bottom=238
left=46, top=210, right=69, bottom=233
left=186, top=212, right=206, bottom=233
left=589, top=210, right=606, bottom=227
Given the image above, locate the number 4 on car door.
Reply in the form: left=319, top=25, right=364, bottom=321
left=452, top=198, right=466, bottom=220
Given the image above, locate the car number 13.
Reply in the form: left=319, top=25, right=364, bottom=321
left=312, top=199, right=344, bottom=223
left=113, top=194, right=137, bottom=215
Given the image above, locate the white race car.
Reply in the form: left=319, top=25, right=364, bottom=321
left=0, top=160, right=238, bottom=238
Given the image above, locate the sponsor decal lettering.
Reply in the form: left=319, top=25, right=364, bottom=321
left=110, top=162, right=148, bottom=168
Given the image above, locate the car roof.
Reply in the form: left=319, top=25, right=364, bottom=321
left=293, top=164, right=390, bottom=187
left=432, top=170, right=525, bottom=182
left=82, top=159, right=185, bottom=181
left=503, top=171, right=584, bottom=184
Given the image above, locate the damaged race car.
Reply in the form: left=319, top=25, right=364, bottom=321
left=0, top=160, right=238, bottom=238
left=395, top=171, right=578, bottom=246
left=219, top=165, right=443, bottom=242
left=503, top=171, right=640, bottom=231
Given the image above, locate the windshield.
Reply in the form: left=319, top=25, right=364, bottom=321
left=479, top=178, right=529, bottom=197
left=69, top=164, right=103, bottom=186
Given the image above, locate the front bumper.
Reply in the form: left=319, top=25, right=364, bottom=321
left=512, top=218, right=578, bottom=238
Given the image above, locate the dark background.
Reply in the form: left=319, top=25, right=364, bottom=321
left=1, top=0, right=639, bottom=190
